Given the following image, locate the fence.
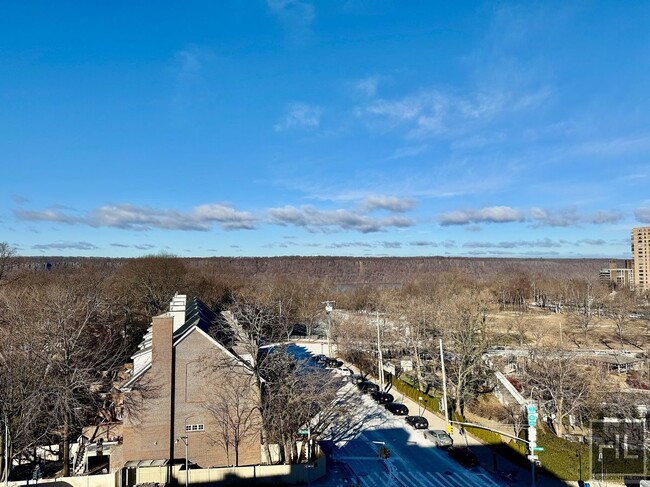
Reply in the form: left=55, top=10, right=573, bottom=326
left=8, top=473, right=116, bottom=487
left=7, top=459, right=325, bottom=487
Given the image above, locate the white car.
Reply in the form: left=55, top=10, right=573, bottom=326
left=338, top=366, right=353, bottom=376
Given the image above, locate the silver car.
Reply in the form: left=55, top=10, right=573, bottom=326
left=424, top=429, right=453, bottom=448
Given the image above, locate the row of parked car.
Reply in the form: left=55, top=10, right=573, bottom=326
left=346, top=373, right=456, bottom=449
left=313, top=354, right=477, bottom=463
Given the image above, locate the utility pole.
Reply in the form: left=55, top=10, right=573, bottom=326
left=439, top=339, right=450, bottom=429
left=322, top=301, right=335, bottom=357
left=374, top=312, right=386, bottom=391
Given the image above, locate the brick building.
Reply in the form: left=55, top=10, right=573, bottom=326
left=632, top=227, right=650, bottom=291
left=112, top=294, right=262, bottom=470
left=599, top=258, right=634, bottom=289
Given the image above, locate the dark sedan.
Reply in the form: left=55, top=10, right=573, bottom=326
left=358, top=381, right=379, bottom=393
left=405, top=415, right=429, bottom=429
left=370, top=391, right=394, bottom=404
left=384, top=402, right=409, bottom=415
left=349, top=374, right=365, bottom=384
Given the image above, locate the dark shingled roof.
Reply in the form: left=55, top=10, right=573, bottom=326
left=173, top=297, right=235, bottom=350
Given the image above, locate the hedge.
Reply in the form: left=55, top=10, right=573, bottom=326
left=384, top=372, right=595, bottom=481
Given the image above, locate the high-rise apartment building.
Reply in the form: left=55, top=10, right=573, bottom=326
left=632, top=227, right=650, bottom=291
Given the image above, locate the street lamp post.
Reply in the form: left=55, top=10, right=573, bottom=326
left=321, top=301, right=335, bottom=357
left=374, top=311, right=386, bottom=391
left=439, top=339, right=450, bottom=429
left=176, top=436, right=189, bottom=487
left=418, top=396, right=423, bottom=417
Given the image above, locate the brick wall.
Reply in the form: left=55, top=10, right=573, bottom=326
left=120, top=321, right=261, bottom=468
left=122, top=315, right=174, bottom=463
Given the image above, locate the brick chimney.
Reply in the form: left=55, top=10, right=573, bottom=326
left=149, top=314, right=175, bottom=460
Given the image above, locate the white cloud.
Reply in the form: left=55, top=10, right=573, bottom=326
left=15, top=208, right=81, bottom=224
left=530, top=207, right=623, bottom=227
left=267, top=205, right=414, bottom=233
left=385, top=144, right=428, bottom=160
left=463, top=238, right=563, bottom=249
left=16, top=203, right=256, bottom=232
left=361, top=195, right=417, bottom=213
left=32, top=241, right=98, bottom=251
left=439, top=206, right=625, bottom=227
left=275, top=103, right=322, bottom=131
left=439, top=206, right=524, bottom=226
left=635, top=207, right=650, bottom=223
left=360, top=87, right=549, bottom=139
left=355, top=76, right=380, bottom=97
left=267, top=0, right=315, bottom=32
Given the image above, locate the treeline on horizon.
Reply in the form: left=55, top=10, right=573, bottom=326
left=12, top=255, right=606, bottom=286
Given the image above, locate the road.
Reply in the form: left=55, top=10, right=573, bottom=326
left=325, top=388, right=505, bottom=487
left=285, top=337, right=508, bottom=487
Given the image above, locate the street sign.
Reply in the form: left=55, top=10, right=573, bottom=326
left=527, top=404, right=538, bottom=427
left=533, top=447, right=545, bottom=452
left=528, top=427, right=537, bottom=442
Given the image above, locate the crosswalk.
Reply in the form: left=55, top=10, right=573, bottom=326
left=356, top=469, right=504, bottom=487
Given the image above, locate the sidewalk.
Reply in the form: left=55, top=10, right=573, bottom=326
left=343, top=363, right=568, bottom=486
left=294, top=340, right=623, bottom=487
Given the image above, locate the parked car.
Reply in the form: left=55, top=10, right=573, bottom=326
left=313, top=354, right=327, bottom=364
left=338, top=366, right=353, bottom=376
left=448, top=446, right=478, bottom=468
left=384, top=402, right=409, bottom=415
left=325, top=358, right=344, bottom=368
left=350, top=374, right=366, bottom=384
left=370, top=391, right=394, bottom=404
left=424, top=429, right=453, bottom=448
left=405, top=415, right=429, bottom=429
left=357, top=381, right=379, bottom=393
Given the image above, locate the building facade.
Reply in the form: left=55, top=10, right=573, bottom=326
left=113, top=294, right=262, bottom=471
left=632, top=227, right=650, bottom=291
left=599, top=259, right=634, bottom=289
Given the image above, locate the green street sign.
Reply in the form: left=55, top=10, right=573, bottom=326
left=533, top=447, right=545, bottom=452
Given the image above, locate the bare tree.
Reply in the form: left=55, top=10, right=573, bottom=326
left=0, top=243, right=16, bottom=286
left=335, top=314, right=376, bottom=376
left=606, top=290, right=636, bottom=347
left=226, top=292, right=286, bottom=384
left=506, top=312, right=533, bottom=347
left=497, top=403, right=526, bottom=439
left=0, top=288, right=52, bottom=482
left=522, top=349, right=595, bottom=437
left=15, top=274, right=125, bottom=476
left=108, top=253, right=189, bottom=318
left=443, top=288, right=493, bottom=416
left=261, top=350, right=341, bottom=464
left=203, top=363, right=262, bottom=467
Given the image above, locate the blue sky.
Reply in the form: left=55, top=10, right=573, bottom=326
left=1, top=1, right=649, bottom=258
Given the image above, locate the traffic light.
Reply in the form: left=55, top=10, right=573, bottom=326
left=446, top=424, right=453, bottom=435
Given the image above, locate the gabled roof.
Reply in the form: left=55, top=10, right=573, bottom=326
left=123, top=296, right=253, bottom=391
left=173, top=297, right=215, bottom=338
